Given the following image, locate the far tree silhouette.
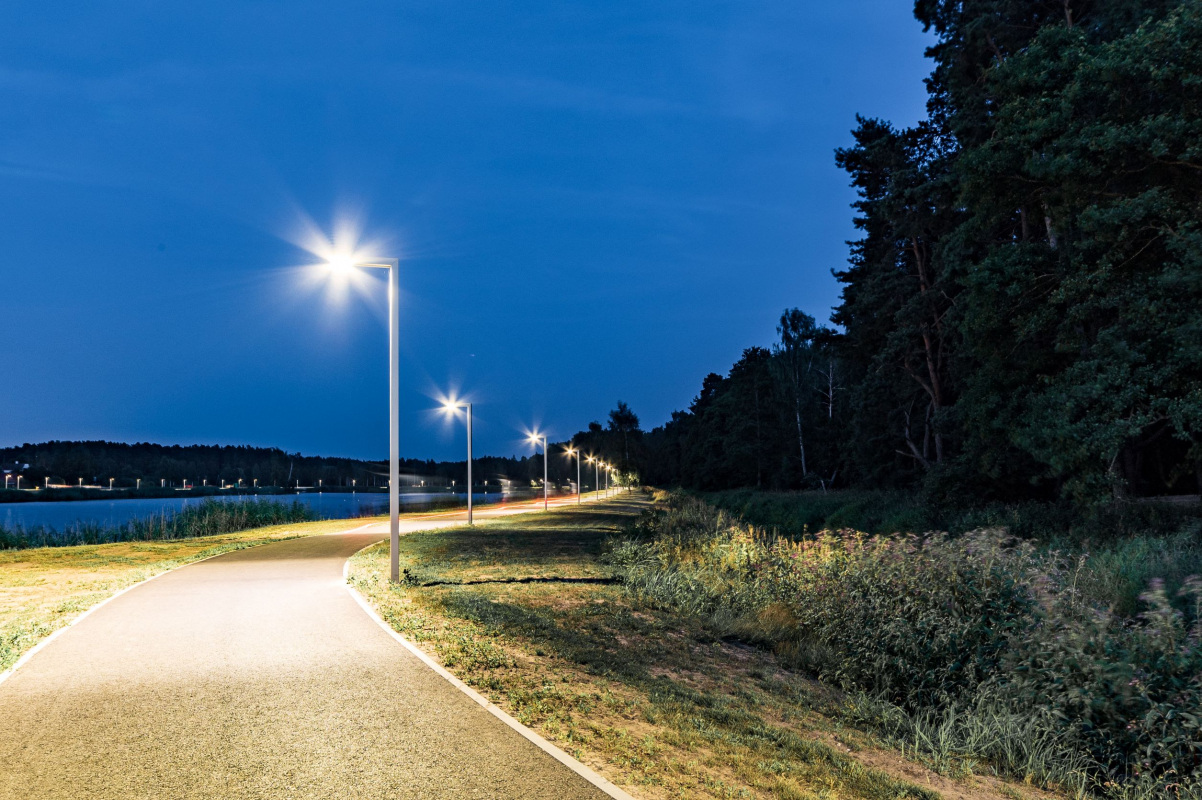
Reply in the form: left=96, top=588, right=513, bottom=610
left=607, top=401, right=641, bottom=470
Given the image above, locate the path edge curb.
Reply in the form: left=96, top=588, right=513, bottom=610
left=343, top=557, right=638, bottom=800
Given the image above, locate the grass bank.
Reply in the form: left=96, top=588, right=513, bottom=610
left=0, top=516, right=375, bottom=673
left=348, top=496, right=1052, bottom=800
left=701, top=489, right=1202, bottom=616
left=615, top=493, right=1202, bottom=799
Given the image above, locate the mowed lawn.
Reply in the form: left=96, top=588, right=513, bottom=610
left=0, top=516, right=375, bottom=673
left=348, top=497, right=1046, bottom=800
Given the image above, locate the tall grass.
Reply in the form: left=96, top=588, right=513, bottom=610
left=609, top=492, right=1202, bottom=799
left=0, top=499, right=315, bottom=550
left=700, top=488, right=1202, bottom=543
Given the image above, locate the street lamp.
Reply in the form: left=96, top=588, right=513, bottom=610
left=527, top=431, right=548, bottom=510
left=441, top=397, right=474, bottom=525
left=586, top=456, right=600, bottom=501
left=324, top=255, right=402, bottom=582
left=564, top=447, right=581, bottom=505
left=108, top=478, right=114, bottom=490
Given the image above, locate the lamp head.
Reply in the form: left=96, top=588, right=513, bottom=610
left=326, top=253, right=356, bottom=276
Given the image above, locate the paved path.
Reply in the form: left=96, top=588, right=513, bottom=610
left=0, top=496, right=615, bottom=799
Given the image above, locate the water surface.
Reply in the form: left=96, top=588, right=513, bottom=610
left=0, top=491, right=514, bottom=531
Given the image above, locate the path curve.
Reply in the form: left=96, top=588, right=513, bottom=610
left=0, top=498, right=613, bottom=799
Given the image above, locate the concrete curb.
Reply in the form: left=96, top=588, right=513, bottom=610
left=343, top=557, right=638, bottom=800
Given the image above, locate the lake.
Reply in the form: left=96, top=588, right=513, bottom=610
left=0, top=491, right=517, bottom=532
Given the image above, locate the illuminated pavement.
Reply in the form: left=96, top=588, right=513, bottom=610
left=0, top=495, right=616, bottom=799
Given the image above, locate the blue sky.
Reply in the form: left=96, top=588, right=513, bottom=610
left=0, top=1, right=933, bottom=461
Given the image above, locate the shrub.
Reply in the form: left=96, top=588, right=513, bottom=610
left=611, top=492, right=1202, bottom=796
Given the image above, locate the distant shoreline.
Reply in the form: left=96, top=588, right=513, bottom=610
left=0, top=486, right=505, bottom=504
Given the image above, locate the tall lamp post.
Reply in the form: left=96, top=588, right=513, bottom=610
left=586, top=456, right=599, bottom=501
left=327, top=255, right=402, bottom=582
left=442, top=398, right=474, bottom=524
left=527, top=432, right=548, bottom=510
left=564, top=447, right=581, bottom=505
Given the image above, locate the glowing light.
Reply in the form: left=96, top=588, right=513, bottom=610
left=440, top=393, right=467, bottom=413
left=326, top=253, right=356, bottom=275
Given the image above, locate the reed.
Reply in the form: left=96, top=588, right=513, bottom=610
left=0, top=499, right=315, bottom=550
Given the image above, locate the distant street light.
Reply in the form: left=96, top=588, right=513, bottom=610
left=441, top=398, right=474, bottom=524
left=564, top=447, right=581, bottom=505
left=527, top=431, right=548, bottom=510
left=16, top=476, right=22, bottom=490
left=586, top=456, right=600, bottom=501
left=137, top=479, right=141, bottom=490
left=108, top=478, right=114, bottom=490
left=323, top=254, right=402, bottom=582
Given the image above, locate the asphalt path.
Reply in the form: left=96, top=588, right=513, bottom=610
left=0, top=495, right=617, bottom=799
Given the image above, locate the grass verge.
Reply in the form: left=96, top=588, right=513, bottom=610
left=0, top=516, right=378, bottom=673
left=348, top=497, right=1050, bottom=800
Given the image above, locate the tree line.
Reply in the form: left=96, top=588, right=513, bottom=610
left=643, top=0, right=1201, bottom=502
left=0, top=441, right=573, bottom=491
left=1, top=414, right=650, bottom=492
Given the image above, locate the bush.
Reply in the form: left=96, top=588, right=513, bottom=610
left=610, top=492, right=1202, bottom=797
